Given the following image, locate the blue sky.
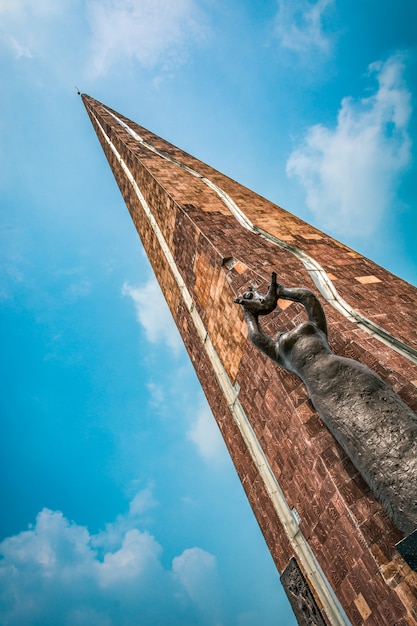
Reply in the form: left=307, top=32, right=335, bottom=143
left=0, top=1, right=416, bottom=624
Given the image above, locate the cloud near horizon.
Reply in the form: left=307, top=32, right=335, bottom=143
left=286, top=54, right=412, bottom=236
left=87, top=0, right=206, bottom=76
left=173, top=548, right=222, bottom=622
left=0, top=491, right=221, bottom=626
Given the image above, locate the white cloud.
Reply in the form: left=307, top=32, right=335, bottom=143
left=274, top=0, right=333, bottom=56
left=187, top=404, right=227, bottom=463
left=172, top=547, right=223, bottom=621
left=0, top=491, right=221, bottom=625
left=0, top=0, right=69, bottom=59
left=87, top=0, right=206, bottom=76
left=0, top=262, right=24, bottom=300
left=0, top=0, right=14, bottom=10
left=128, top=487, right=157, bottom=517
left=146, top=380, right=166, bottom=408
left=4, top=34, right=31, bottom=58
left=286, top=54, right=412, bottom=235
left=122, top=278, right=182, bottom=353
left=92, top=486, right=157, bottom=553
left=0, top=0, right=56, bottom=12
left=97, top=528, right=164, bottom=589
left=64, top=279, right=91, bottom=302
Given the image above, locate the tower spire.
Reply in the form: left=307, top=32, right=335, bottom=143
left=82, top=94, right=417, bottom=625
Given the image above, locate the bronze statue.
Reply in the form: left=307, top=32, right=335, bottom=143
left=235, top=272, right=417, bottom=537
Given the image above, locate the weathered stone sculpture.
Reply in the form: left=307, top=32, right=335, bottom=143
left=281, top=558, right=326, bottom=626
left=235, top=272, right=417, bottom=537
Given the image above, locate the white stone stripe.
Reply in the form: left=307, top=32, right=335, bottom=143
left=90, top=107, right=351, bottom=626
left=107, top=108, right=417, bottom=365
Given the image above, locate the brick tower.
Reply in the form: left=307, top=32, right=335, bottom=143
left=82, top=94, right=417, bottom=625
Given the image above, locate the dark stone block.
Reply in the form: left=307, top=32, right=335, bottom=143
left=281, top=558, right=327, bottom=626
left=396, top=529, right=417, bottom=570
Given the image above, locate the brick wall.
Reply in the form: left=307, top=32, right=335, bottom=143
left=83, top=95, right=417, bottom=625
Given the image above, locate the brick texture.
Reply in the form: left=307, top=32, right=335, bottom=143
left=83, top=95, right=417, bottom=626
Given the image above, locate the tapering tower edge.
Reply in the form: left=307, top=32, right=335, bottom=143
left=82, top=94, right=417, bottom=626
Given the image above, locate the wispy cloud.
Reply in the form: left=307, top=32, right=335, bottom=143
left=187, top=404, right=227, bottom=464
left=173, top=547, right=222, bottom=620
left=64, top=279, right=91, bottom=302
left=286, top=54, right=412, bottom=235
left=87, top=0, right=206, bottom=76
left=146, top=380, right=166, bottom=409
left=274, top=0, right=334, bottom=56
left=0, top=0, right=69, bottom=59
left=122, top=278, right=182, bottom=353
left=4, top=34, right=32, bottom=58
left=0, top=0, right=14, bottom=10
left=92, top=486, right=158, bottom=553
left=0, top=491, right=220, bottom=625
left=0, top=263, right=24, bottom=301
left=0, top=0, right=59, bottom=12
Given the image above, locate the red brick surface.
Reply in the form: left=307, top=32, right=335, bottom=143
left=83, top=95, right=417, bottom=625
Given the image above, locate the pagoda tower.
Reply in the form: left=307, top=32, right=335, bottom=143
left=82, top=94, right=417, bottom=625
